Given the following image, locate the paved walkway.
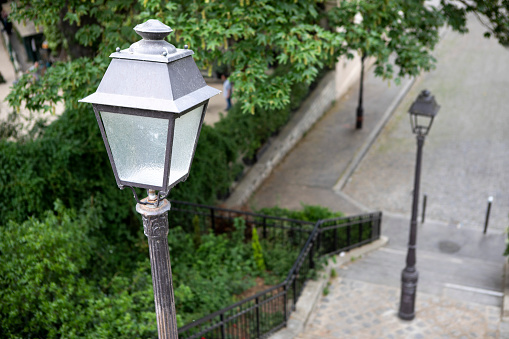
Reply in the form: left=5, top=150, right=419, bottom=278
left=251, top=16, right=509, bottom=339
left=298, top=278, right=501, bottom=339
left=343, top=18, right=509, bottom=231
left=295, top=214, right=506, bottom=339
left=248, top=58, right=414, bottom=216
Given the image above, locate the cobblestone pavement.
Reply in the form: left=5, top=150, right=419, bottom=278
left=297, top=277, right=501, bottom=339
left=291, top=213, right=506, bottom=339
left=342, top=18, right=509, bottom=230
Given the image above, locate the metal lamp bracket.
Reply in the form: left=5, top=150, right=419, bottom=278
left=121, top=186, right=169, bottom=207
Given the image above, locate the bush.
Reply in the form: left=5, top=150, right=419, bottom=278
left=258, top=204, right=344, bottom=222
left=0, top=201, right=157, bottom=338
left=0, top=201, right=305, bottom=336
left=252, top=227, right=266, bottom=272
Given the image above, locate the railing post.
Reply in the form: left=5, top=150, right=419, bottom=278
left=316, top=230, right=321, bottom=257
left=333, top=228, right=338, bottom=252
left=309, top=239, right=315, bottom=269
left=283, top=284, right=288, bottom=324
left=358, top=219, right=363, bottom=243
left=210, top=208, right=215, bottom=233
left=292, top=274, right=297, bottom=311
left=255, top=297, right=260, bottom=338
left=371, top=215, right=375, bottom=239
left=220, top=313, right=226, bottom=339
left=347, top=221, right=351, bottom=247
left=263, top=217, right=267, bottom=239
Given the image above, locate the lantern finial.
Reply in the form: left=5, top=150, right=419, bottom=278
left=134, top=19, right=173, bottom=40
left=129, top=19, right=177, bottom=56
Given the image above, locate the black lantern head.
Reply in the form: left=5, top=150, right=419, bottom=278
left=408, top=90, right=440, bottom=136
left=79, top=20, right=220, bottom=195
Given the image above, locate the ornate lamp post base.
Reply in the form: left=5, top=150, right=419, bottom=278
left=398, top=267, right=419, bottom=320
left=137, top=199, right=178, bottom=339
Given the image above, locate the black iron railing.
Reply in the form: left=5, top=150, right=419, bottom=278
left=169, top=200, right=315, bottom=246
left=170, top=201, right=382, bottom=339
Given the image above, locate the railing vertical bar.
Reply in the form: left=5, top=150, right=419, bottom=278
left=370, top=214, right=375, bottom=240
left=235, top=309, right=238, bottom=338
left=255, top=298, right=258, bottom=338
left=292, top=275, right=297, bottom=311
left=333, top=227, right=338, bottom=252
left=239, top=303, right=243, bottom=339
left=245, top=302, right=248, bottom=338
left=211, top=208, right=216, bottom=233
left=284, top=284, right=288, bottom=324
left=262, top=294, right=266, bottom=336
left=359, top=218, right=363, bottom=243
left=347, top=222, right=351, bottom=247
left=263, top=217, right=267, bottom=239
left=270, top=291, right=273, bottom=331
left=309, top=239, right=315, bottom=269
left=220, top=313, right=226, bottom=339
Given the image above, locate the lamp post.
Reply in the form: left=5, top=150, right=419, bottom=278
left=355, top=53, right=366, bottom=130
left=79, top=19, right=220, bottom=338
left=398, top=89, right=439, bottom=320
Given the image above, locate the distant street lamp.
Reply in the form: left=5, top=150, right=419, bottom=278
left=355, top=54, right=367, bottom=129
left=398, top=89, right=439, bottom=320
left=80, top=19, right=220, bottom=338
left=354, top=12, right=365, bottom=130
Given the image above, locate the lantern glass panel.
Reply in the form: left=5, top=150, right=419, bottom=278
left=168, top=105, right=204, bottom=186
left=100, top=111, right=169, bottom=187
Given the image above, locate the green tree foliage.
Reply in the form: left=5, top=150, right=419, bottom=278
left=138, top=0, right=345, bottom=113
left=7, top=0, right=140, bottom=115
left=328, top=0, right=444, bottom=83
left=7, top=0, right=344, bottom=115
left=252, top=227, right=266, bottom=272
left=441, top=0, right=509, bottom=47
left=7, top=1, right=509, bottom=117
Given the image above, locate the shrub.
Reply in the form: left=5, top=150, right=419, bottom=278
left=252, top=227, right=266, bottom=272
left=192, top=215, right=202, bottom=249
left=258, top=204, right=344, bottom=222
left=0, top=201, right=157, bottom=338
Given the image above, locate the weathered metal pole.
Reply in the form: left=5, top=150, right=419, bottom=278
left=356, top=54, right=367, bottom=129
left=399, top=134, right=425, bottom=320
left=483, top=196, right=493, bottom=234
left=421, top=194, right=427, bottom=224
left=137, top=198, right=178, bottom=338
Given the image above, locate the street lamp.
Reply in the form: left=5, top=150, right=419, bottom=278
left=398, top=89, right=439, bottom=321
left=79, top=19, right=220, bottom=338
